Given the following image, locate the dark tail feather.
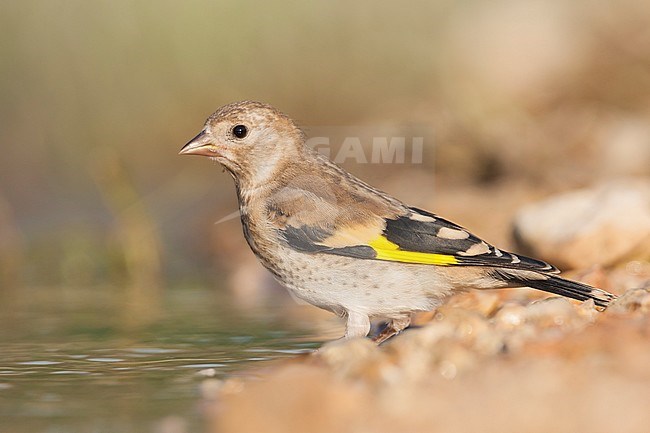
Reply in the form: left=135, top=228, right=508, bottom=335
left=493, top=271, right=616, bottom=309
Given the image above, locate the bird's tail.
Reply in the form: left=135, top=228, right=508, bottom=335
left=492, top=270, right=616, bottom=309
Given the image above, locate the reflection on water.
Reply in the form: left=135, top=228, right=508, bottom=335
left=0, top=286, right=330, bottom=433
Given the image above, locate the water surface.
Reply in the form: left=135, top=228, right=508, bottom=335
left=0, top=285, right=329, bottom=433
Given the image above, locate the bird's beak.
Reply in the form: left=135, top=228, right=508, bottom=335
left=179, top=130, right=218, bottom=157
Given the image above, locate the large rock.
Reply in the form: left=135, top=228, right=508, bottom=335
left=513, top=180, right=650, bottom=269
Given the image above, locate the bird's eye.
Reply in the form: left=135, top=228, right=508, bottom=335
left=232, top=125, right=248, bottom=139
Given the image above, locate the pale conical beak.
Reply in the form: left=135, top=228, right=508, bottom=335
left=179, top=131, right=218, bottom=157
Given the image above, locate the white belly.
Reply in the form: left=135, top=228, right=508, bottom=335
left=268, top=246, right=458, bottom=318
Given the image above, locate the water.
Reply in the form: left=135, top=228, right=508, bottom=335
left=0, top=285, right=332, bottom=433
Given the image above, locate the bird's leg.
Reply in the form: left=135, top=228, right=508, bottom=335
left=344, top=310, right=371, bottom=339
left=372, top=316, right=411, bottom=344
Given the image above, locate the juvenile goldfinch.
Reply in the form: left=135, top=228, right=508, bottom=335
left=180, top=101, right=615, bottom=343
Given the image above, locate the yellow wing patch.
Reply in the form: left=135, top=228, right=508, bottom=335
left=368, top=235, right=458, bottom=266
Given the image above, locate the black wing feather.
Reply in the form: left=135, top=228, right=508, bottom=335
left=278, top=206, right=558, bottom=273
left=391, top=208, right=559, bottom=272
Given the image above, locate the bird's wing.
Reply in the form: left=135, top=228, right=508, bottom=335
left=279, top=205, right=558, bottom=273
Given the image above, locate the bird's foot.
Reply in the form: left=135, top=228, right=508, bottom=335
left=371, top=316, right=411, bottom=344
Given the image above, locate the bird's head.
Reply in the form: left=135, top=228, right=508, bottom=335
left=180, top=101, right=305, bottom=186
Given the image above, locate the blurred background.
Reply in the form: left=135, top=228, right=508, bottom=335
left=0, top=0, right=649, bottom=431
left=2, top=0, right=649, bottom=298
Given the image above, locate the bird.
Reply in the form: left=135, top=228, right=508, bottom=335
left=180, top=101, right=616, bottom=343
